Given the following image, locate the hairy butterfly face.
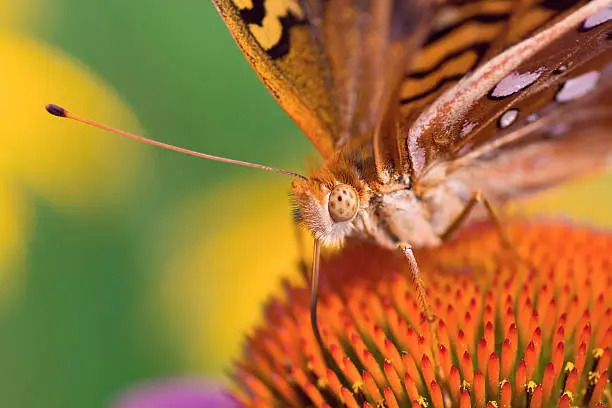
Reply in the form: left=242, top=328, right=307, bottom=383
left=291, top=178, right=361, bottom=247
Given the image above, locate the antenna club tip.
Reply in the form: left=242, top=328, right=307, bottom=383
left=45, top=104, right=67, bottom=117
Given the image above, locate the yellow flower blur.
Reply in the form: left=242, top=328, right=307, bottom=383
left=0, top=32, right=144, bottom=209
left=0, top=28, right=143, bottom=288
left=525, top=173, right=612, bottom=228
left=156, top=177, right=310, bottom=376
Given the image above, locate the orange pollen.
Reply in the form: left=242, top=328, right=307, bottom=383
left=231, top=221, right=611, bottom=407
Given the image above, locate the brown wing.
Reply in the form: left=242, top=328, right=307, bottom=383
left=301, top=0, right=432, bottom=148
left=405, top=1, right=612, bottom=177
left=449, top=64, right=612, bottom=203
left=398, top=0, right=592, bottom=126
left=212, top=0, right=432, bottom=158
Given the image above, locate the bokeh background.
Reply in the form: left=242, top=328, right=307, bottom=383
left=1, top=1, right=611, bottom=407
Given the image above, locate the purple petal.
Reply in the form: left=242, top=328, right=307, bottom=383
left=110, top=378, right=238, bottom=408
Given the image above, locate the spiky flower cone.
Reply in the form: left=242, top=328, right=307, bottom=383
left=232, top=221, right=611, bottom=407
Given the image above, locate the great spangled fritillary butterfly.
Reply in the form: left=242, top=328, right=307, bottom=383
left=47, top=0, right=612, bottom=345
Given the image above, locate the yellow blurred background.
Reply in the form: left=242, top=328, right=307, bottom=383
left=1, top=1, right=611, bottom=407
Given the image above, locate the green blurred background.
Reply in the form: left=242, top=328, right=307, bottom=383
left=1, top=1, right=611, bottom=407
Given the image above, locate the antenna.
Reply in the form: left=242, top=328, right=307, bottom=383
left=45, top=104, right=307, bottom=180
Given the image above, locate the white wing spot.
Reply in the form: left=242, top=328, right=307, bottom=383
left=582, top=6, right=612, bottom=30
left=526, top=113, right=539, bottom=123
left=555, top=71, right=601, bottom=103
left=498, top=109, right=519, bottom=129
left=491, top=69, right=543, bottom=98
left=460, top=122, right=477, bottom=139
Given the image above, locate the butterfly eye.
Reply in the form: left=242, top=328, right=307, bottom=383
left=328, top=184, right=359, bottom=222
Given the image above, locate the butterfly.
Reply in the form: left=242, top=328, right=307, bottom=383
left=47, top=0, right=612, bottom=348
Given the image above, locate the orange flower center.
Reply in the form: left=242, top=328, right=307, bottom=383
left=232, top=221, right=611, bottom=407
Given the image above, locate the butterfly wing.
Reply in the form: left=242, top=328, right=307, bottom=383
left=212, top=0, right=432, bottom=158
left=212, top=0, right=338, bottom=157
left=398, top=0, right=592, bottom=125
left=405, top=1, right=612, bottom=178
left=300, top=0, right=432, bottom=148
left=447, top=56, right=612, bottom=204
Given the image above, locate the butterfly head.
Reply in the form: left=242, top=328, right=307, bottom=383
left=291, top=173, right=364, bottom=247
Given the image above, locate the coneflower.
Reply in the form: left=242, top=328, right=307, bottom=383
left=232, top=221, right=611, bottom=407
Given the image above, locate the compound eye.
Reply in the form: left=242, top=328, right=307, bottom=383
left=328, top=184, right=358, bottom=222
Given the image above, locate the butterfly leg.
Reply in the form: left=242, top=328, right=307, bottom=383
left=397, top=243, right=435, bottom=323
left=440, top=190, right=512, bottom=246
left=397, top=243, right=440, bottom=366
left=440, top=191, right=533, bottom=269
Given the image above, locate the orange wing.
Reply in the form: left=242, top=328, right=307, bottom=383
left=212, top=0, right=433, bottom=158
left=212, top=0, right=338, bottom=157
